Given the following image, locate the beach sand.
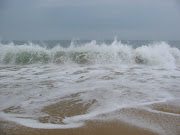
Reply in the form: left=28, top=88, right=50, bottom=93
left=0, top=99, right=179, bottom=135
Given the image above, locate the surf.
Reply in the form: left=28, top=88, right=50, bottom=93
left=0, top=40, right=180, bottom=66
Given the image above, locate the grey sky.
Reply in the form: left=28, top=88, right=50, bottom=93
left=0, top=0, right=180, bottom=40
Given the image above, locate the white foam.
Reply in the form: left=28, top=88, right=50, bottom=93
left=0, top=41, right=180, bottom=129
left=0, top=40, right=179, bottom=66
left=0, top=112, right=84, bottom=129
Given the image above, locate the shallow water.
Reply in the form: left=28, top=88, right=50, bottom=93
left=0, top=40, right=180, bottom=134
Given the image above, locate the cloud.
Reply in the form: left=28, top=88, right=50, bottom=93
left=38, top=0, right=176, bottom=7
left=0, top=0, right=7, bottom=10
left=1, top=0, right=179, bottom=40
left=38, top=0, right=161, bottom=7
left=38, top=0, right=106, bottom=7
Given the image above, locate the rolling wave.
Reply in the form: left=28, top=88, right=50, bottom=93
left=0, top=40, right=180, bottom=66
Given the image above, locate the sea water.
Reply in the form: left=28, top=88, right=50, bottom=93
left=0, top=39, right=180, bottom=131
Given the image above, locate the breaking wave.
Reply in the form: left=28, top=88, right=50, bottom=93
left=0, top=40, right=180, bottom=66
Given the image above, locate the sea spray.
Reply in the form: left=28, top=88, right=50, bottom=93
left=0, top=40, right=180, bottom=66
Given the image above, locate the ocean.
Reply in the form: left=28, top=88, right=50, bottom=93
left=0, top=39, right=180, bottom=135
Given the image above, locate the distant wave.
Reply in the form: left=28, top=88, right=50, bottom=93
left=0, top=40, right=180, bottom=66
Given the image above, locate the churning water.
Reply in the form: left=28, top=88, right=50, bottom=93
left=0, top=39, right=180, bottom=134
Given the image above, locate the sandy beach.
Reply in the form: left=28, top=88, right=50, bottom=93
left=1, top=99, right=179, bottom=135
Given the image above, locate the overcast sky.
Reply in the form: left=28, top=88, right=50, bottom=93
left=0, top=0, right=180, bottom=40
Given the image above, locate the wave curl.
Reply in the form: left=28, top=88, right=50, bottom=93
left=0, top=40, right=180, bottom=66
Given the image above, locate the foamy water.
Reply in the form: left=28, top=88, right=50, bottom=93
left=0, top=40, right=180, bottom=132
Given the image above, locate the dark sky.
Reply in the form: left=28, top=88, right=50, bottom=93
left=0, top=0, right=180, bottom=40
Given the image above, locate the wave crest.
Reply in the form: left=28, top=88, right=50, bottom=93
left=0, top=40, right=180, bottom=66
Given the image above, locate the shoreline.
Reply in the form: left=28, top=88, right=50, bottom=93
left=1, top=99, right=179, bottom=135
left=0, top=119, right=158, bottom=135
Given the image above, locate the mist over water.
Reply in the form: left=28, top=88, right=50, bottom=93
left=0, top=39, right=180, bottom=134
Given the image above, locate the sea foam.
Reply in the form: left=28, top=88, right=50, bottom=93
left=0, top=40, right=179, bottom=66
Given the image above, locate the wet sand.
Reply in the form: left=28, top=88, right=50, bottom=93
left=0, top=99, right=180, bottom=135
left=0, top=119, right=158, bottom=135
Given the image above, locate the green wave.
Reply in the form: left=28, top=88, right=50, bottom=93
left=0, top=41, right=180, bottom=65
